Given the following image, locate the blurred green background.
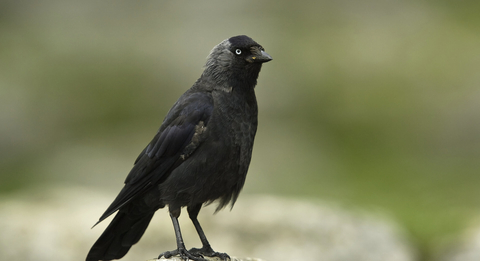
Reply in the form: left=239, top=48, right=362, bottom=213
left=1, top=1, right=479, bottom=260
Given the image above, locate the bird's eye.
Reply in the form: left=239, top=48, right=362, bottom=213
left=235, top=49, right=242, bottom=55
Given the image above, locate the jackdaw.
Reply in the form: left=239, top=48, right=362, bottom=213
left=86, top=35, right=272, bottom=261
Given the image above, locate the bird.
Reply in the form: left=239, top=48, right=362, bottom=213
left=86, top=35, right=272, bottom=261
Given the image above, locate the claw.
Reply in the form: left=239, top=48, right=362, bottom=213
left=189, top=246, right=230, bottom=261
left=158, top=248, right=206, bottom=261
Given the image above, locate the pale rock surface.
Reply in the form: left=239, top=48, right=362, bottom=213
left=0, top=186, right=416, bottom=261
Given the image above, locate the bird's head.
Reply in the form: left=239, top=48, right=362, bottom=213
left=203, top=35, right=272, bottom=87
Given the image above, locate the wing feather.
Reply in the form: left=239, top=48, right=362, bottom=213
left=95, top=92, right=213, bottom=224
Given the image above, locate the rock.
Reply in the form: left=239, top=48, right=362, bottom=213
left=0, top=186, right=416, bottom=261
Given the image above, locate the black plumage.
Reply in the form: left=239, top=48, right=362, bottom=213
left=86, top=35, right=272, bottom=261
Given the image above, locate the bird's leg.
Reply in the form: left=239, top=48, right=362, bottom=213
left=187, top=205, right=230, bottom=260
left=158, top=208, right=206, bottom=261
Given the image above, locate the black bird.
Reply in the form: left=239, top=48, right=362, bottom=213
left=86, top=35, right=272, bottom=261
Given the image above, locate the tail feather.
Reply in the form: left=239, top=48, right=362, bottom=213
left=86, top=210, right=155, bottom=261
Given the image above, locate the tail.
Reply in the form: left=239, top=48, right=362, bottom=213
left=86, top=208, right=155, bottom=261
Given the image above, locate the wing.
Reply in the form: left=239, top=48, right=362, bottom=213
left=95, top=91, right=213, bottom=225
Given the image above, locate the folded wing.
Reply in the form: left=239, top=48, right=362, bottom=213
left=94, top=92, right=213, bottom=225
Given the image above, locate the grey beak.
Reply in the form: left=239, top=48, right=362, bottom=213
left=247, top=49, right=273, bottom=63
left=257, top=50, right=272, bottom=63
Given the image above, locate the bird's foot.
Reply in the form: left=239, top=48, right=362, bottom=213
left=158, top=247, right=206, bottom=261
left=189, top=246, right=230, bottom=261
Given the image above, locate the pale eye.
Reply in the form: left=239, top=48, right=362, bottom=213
left=235, top=49, right=242, bottom=55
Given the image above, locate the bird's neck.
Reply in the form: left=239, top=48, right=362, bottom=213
left=201, top=64, right=262, bottom=92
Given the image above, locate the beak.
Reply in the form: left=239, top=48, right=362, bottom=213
left=247, top=48, right=272, bottom=63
